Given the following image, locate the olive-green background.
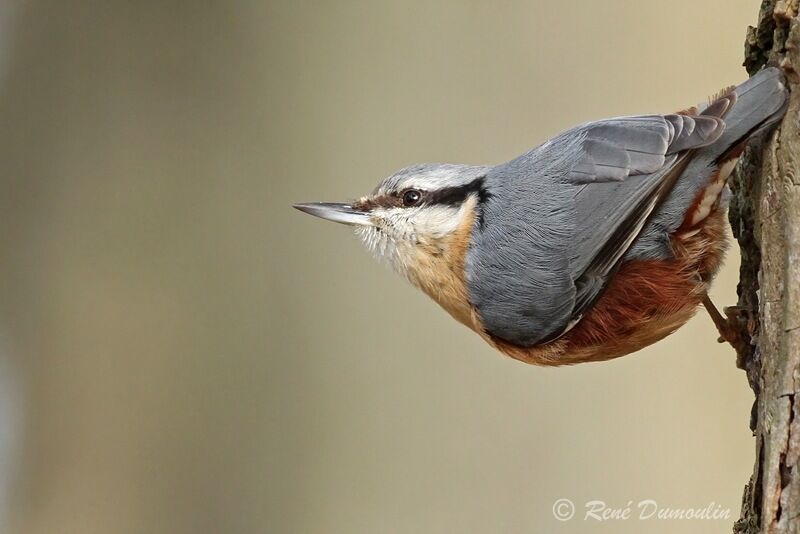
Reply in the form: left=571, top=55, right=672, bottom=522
left=0, top=1, right=760, bottom=533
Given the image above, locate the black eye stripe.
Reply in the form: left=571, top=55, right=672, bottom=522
left=360, top=176, right=488, bottom=211
left=421, top=177, right=486, bottom=206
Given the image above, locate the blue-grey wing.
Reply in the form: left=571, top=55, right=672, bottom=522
left=467, top=111, right=726, bottom=347
left=565, top=114, right=724, bottom=184
left=565, top=113, right=725, bottom=276
left=468, top=69, right=787, bottom=348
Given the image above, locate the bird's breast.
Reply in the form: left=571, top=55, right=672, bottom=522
left=403, top=197, right=479, bottom=330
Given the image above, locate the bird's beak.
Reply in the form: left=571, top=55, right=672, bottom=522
left=292, top=202, right=374, bottom=226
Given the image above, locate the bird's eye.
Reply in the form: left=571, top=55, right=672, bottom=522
left=402, top=189, right=422, bottom=207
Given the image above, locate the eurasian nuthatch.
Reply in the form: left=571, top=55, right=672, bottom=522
left=295, top=68, right=787, bottom=365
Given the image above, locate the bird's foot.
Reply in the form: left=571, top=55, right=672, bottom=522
left=701, top=296, right=753, bottom=361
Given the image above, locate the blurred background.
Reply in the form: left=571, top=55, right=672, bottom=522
left=0, top=1, right=765, bottom=533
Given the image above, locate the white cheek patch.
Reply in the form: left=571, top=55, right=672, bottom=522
left=354, top=201, right=472, bottom=277
left=412, top=205, right=464, bottom=238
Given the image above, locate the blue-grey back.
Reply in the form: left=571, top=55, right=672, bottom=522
left=465, top=67, right=787, bottom=347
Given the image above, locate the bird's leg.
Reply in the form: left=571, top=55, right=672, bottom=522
left=701, top=294, right=752, bottom=358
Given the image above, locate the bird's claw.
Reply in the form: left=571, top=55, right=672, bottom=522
left=702, top=297, right=754, bottom=360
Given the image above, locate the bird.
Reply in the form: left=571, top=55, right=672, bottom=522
left=294, top=67, right=788, bottom=366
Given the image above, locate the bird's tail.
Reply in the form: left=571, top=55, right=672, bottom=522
left=640, top=67, right=788, bottom=244
left=700, top=66, right=788, bottom=162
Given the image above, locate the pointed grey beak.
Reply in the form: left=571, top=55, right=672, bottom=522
left=293, top=202, right=373, bottom=226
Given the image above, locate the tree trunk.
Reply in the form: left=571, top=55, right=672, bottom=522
left=733, top=1, right=800, bottom=532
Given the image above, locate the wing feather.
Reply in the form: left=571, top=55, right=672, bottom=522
left=556, top=109, right=727, bottom=340
left=566, top=114, right=724, bottom=184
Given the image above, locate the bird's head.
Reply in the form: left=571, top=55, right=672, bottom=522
left=294, top=163, right=490, bottom=295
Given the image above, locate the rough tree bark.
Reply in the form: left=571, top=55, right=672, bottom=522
left=733, top=1, right=800, bottom=533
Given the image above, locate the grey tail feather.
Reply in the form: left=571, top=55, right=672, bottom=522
left=700, top=67, right=788, bottom=162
